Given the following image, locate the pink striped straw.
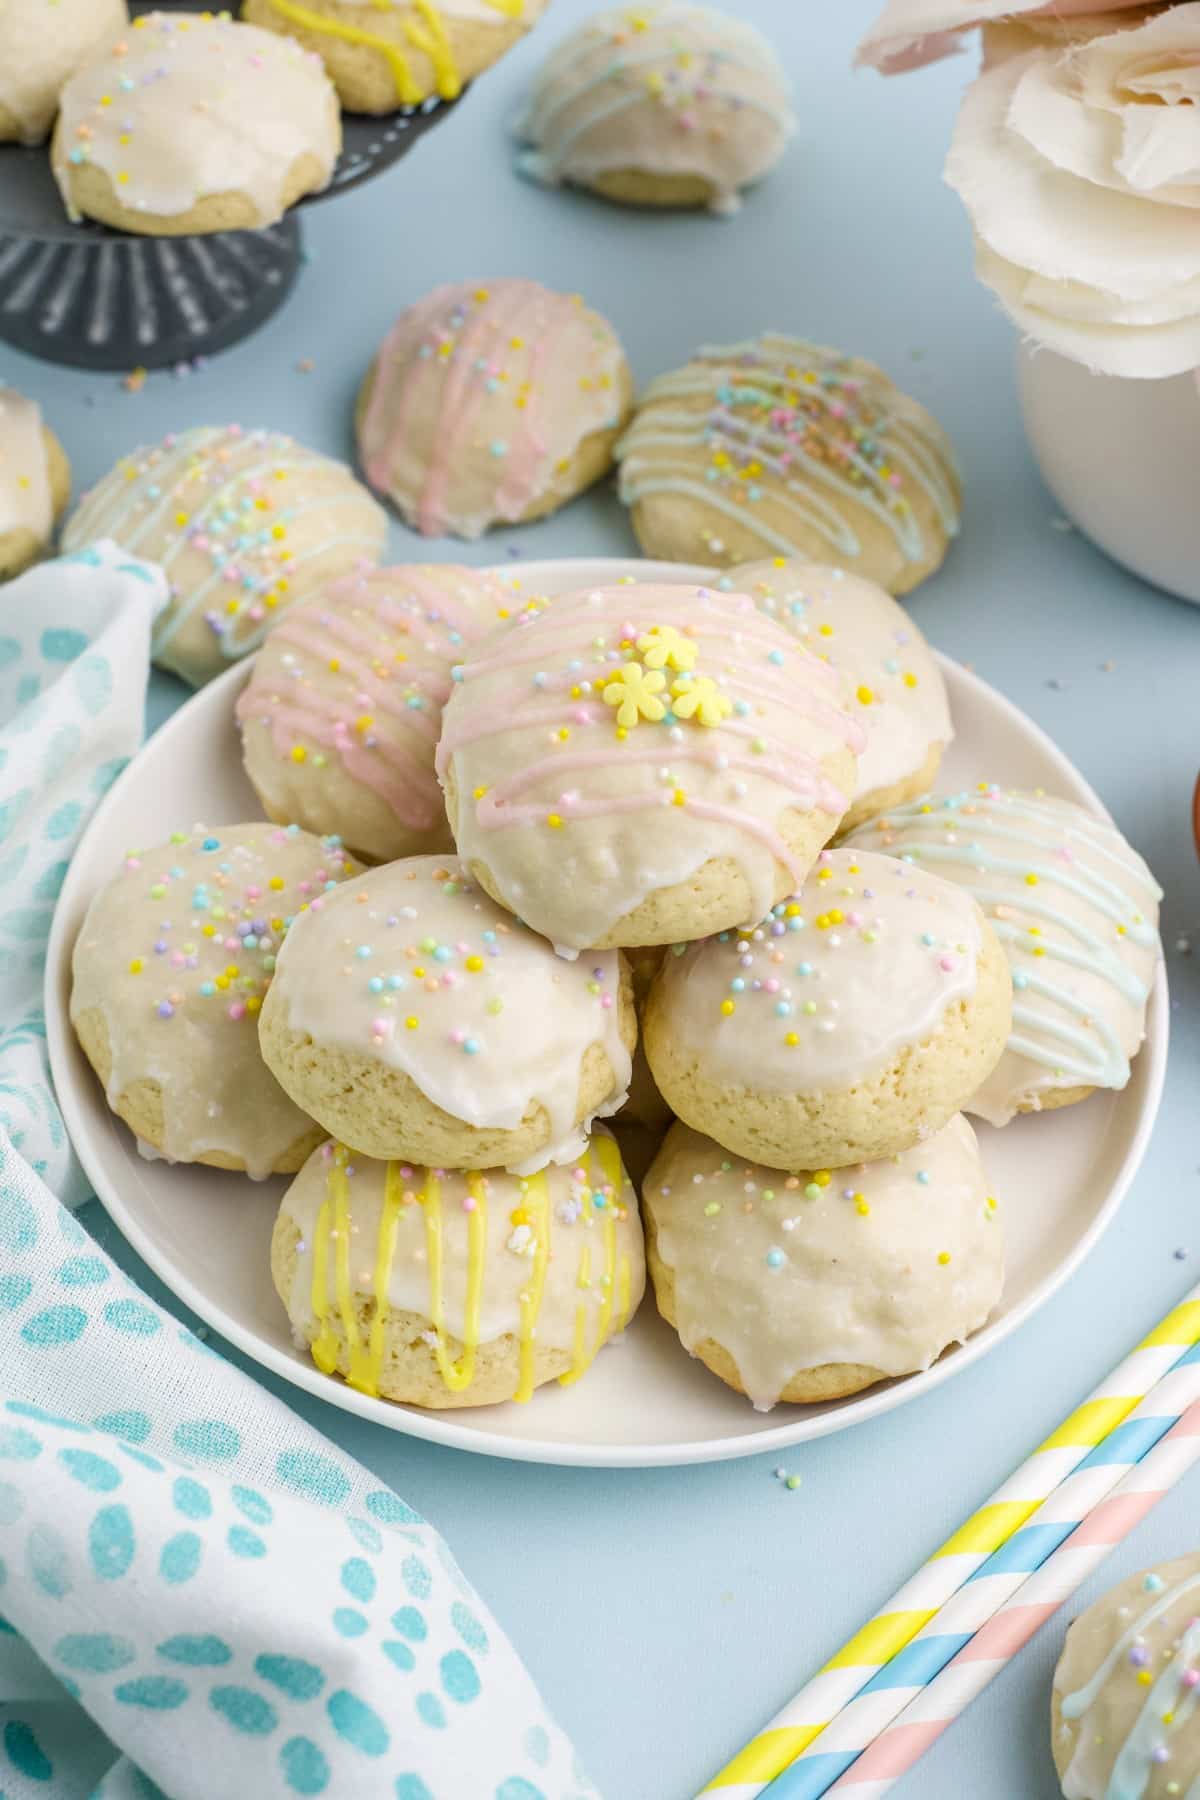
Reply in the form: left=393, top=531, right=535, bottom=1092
left=828, top=1401, right=1200, bottom=1795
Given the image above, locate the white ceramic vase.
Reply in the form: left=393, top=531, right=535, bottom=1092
left=1017, top=341, right=1200, bottom=607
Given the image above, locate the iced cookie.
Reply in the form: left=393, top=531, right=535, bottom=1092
left=616, top=335, right=962, bottom=593
left=643, top=846, right=1011, bottom=1169
left=0, top=0, right=127, bottom=145
left=70, top=823, right=359, bottom=1178
left=52, top=11, right=339, bottom=236
left=243, top=0, right=549, bottom=112
left=357, top=278, right=634, bottom=540
left=1052, top=1555, right=1200, bottom=1800
left=644, top=1114, right=1003, bottom=1408
left=237, top=563, right=514, bottom=864
left=61, top=425, right=387, bottom=688
left=848, top=786, right=1162, bottom=1124
left=273, top=1126, right=644, bottom=1408
left=727, top=557, right=953, bottom=831
left=516, top=2, right=795, bottom=215
left=0, top=389, right=71, bottom=581
left=438, top=582, right=864, bottom=951
left=258, top=855, right=635, bottom=1172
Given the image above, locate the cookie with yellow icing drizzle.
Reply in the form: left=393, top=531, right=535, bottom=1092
left=644, top=1113, right=1003, bottom=1409
left=244, top=0, right=548, bottom=112
left=357, top=279, right=634, bottom=541
left=258, top=855, right=636, bottom=1173
left=615, top=335, right=962, bottom=594
left=0, top=388, right=71, bottom=581
left=1052, top=1555, right=1200, bottom=1800
left=70, top=822, right=360, bottom=1179
left=62, top=424, right=387, bottom=689
left=438, top=581, right=864, bottom=952
left=643, top=846, right=1011, bottom=1170
left=273, top=1127, right=644, bottom=1408
left=237, top=562, right=515, bottom=864
left=516, top=2, right=795, bottom=215
left=727, top=557, right=953, bottom=832
left=847, top=785, right=1163, bottom=1125
left=52, top=11, right=340, bottom=237
left=0, top=0, right=127, bottom=145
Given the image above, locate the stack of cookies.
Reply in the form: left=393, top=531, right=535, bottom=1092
left=70, top=563, right=1163, bottom=1414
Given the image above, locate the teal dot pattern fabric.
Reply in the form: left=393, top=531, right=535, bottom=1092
left=0, top=545, right=598, bottom=1800
left=0, top=543, right=167, bottom=1211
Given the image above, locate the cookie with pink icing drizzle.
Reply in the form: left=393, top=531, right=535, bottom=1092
left=437, top=581, right=865, bottom=952
left=356, top=278, right=634, bottom=540
left=237, top=562, right=517, bottom=863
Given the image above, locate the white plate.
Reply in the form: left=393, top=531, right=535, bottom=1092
left=46, top=559, right=1168, bottom=1468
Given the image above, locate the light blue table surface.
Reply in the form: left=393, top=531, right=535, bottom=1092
left=6, top=4, right=1200, bottom=1795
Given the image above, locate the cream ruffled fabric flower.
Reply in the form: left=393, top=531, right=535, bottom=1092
left=857, top=0, right=1161, bottom=73
left=944, top=5, right=1200, bottom=377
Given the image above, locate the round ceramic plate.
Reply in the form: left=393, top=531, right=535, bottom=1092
left=45, top=558, right=1168, bottom=1468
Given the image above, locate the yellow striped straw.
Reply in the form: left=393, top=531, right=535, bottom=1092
left=701, top=1286, right=1200, bottom=1799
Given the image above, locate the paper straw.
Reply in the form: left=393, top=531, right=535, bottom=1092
left=827, top=1393, right=1200, bottom=1797
left=765, top=1354, right=1200, bottom=1800
left=701, top=1286, right=1200, bottom=1799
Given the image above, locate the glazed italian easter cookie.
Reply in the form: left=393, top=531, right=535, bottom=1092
left=273, top=1126, right=645, bottom=1408
left=61, top=425, right=387, bottom=688
left=615, top=335, right=962, bottom=593
left=644, top=1114, right=1003, bottom=1408
left=237, top=563, right=514, bottom=864
left=258, top=855, right=635, bottom=1172
left=0, top=0, right=127, bottom=145
left=643, top=846, right=1011, bottom=1169
left=70, top=823, right=359, bottom=1178
left=438, top=582, right=864, bottom=952
left=1051, top=1555, right=1200, bottom=1800
left=357, top=279, right=634, bottom=540
left=243, top=0, right=549, bottom=113
left=848, top=786, right=1163, bottom=1125
left=515, top=3, right=795, bottom=215
left=728, top=557, right=953, bottom=831
left=0, top=389, right=71, bottom=581
left=52, top=11, right=340, bottom=236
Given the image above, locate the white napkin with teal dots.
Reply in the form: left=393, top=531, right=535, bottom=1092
left=0, top=543, right=598, bottom=1800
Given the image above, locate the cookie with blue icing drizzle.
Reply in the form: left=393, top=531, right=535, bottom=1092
left=1052, top=1555, right=1200, bottom=1800
left=61, top=424, right=387, bottom=688
left=615, top=334, right=961, bottom=594
left=848, top=785, right=1162, bottom=1125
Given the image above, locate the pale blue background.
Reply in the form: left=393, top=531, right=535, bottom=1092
left=6, top=4, right=1200, bottom=1795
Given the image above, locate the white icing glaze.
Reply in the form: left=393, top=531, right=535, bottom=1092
left=358, top=279, right=629, bottom=540
left=436, top=581, right=865, bottom=952
left=515, top=2, right=795, bottom=214
left=726, top=557, right=953, bottom=803
left=266, top=854, right=633, bottom=1170
left=0, top=0, right=127, bottom=143
left=52, top=10, right=339, bottom=226
left=650, top=845, right=985, bottom=1092
left=236, top=563, right=515, bottom=863
left=280, top=1127, right=645, bottom=1377
left=0, top=389, right=53, bottom=542
left=645, top=1113, right=1003, bottom=1410
left=61, top=425, right=386, bottom=685
left=615, top=334, right=961, bottom=570
left=1053, top=1556, right=1200, bottom=1800
left=69, top=822, right=359, bottom=1178
left=847, top=786, right=1162, bottom=1123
